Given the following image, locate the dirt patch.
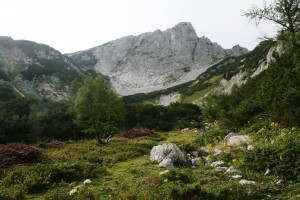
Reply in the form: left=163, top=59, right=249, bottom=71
left=0, top=143, right=46, bottom=169
left=117, top=128, right=154, bottom=138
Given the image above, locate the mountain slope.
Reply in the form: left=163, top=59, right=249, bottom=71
left=0, top=37, right=85, bottom=100
left=68, top=22, right=248, bottom=95
left=122, top=40, right=275, bottom=105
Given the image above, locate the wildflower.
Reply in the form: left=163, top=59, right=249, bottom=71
left=271, top=122, right=278, bottom=127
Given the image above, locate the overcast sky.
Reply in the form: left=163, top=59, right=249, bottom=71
left=1, top=0, right=277, bottom=53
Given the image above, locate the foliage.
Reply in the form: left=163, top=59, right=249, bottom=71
left=0, top=69, right=10, bottom=81
left=203, top=47, right=300, bottom=129
left=0, top=85, right=17, bottom=101
left=194, top=130, right=227, bottom=147
left=0, top=96, right=82, bottom=143
left=0, top=98, right=35, bottom=142
left=0, top=128, right=300, bottom=199
left=238, top=127, right=300, bottom=183
left=44, top=186, right=99, bottom=200
left=125, top=102, right=202, bottom=131
left=0, top=162, right=106, bottom=194
left=39, top=101, right=78, bottom=140
left=74, top=76, right=125, bottom=142
left=244, top=0, right=300, bottom=48
left=21, top=58, right=81, bottom=82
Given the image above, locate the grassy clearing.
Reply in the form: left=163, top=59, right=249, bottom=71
left=1, top=127, right=300, bottom=199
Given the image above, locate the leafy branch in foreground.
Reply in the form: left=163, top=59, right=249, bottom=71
left=244, top=0, right=300, bottom=48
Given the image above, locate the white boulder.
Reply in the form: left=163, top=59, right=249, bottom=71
left=225, top=133, right=251, bottom=147
left=150, top=143, right=187, bottom=168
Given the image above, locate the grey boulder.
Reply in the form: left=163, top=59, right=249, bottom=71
left=224, top=133, right=251, bottom=147
left=150, top=143, right=187, bottom=168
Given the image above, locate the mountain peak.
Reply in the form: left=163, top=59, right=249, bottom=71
left=68, top=22, right=248, bottom=96
left=174, top=22, right=194, bottom=29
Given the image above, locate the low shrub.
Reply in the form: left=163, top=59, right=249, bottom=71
left=237, top=128, right=300, bottom=182
left=1, top=162, right=106, bottom=194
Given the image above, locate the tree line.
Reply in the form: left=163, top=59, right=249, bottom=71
left=0, top=76, right=203, bottom=143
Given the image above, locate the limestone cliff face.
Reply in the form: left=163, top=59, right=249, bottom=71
left=68, top=22, right=248, bottom=95
left=217, top=41, right=281, bottom=95
left=0, top=37, right=84, bottom=100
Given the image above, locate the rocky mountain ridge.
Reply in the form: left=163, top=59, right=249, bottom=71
left=0, top=36, right=84, bottom=100
left=68, top=22, right=248, bottom=95
left=0, top=22, right=248, bottom=100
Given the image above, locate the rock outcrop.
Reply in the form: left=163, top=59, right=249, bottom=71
left=0, top=37, right=84, bottom=100
left=68, top=22, right=248, bottom=95
left=150, top=143, right=187, bottom=168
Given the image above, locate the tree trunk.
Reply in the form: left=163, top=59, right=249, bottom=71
left=106, top=135, right=113, bottom=143
left=97, top=134, right=105, bottom=145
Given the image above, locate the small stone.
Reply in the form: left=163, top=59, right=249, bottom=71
left=215, top=167, right=228, bottom=173
left=210, top=161, right=225, bottom=167
left=247, top=145, right=255, bottom=151
left=191, top=157, right=202, bottom=166
left=239, top=179, right=256, bottom=185
left=213, top=148, right=223, bottom=156
left=264, top=168, right=271, bottom=176
left=69, top=188, right=78, bottom=196
left=225, top=166, right=240, bottom=174
left=181, top=128, right=189, bottom=132
left=205, top=156, right=212, bottom=164
left=159, top=170, right=170, bottom=176
left=74, top=185, right=84, bottom=190
left=69, top=182, right=76, bottom=187
left=200, top=147, right=210, bottom=154
left=231, top=175, right=242, bottom=179
left=83, top=179, right=92, bottom=185
left=276, top=179, right=284, bottom=185
left=190, top=151, right=199, bottom=157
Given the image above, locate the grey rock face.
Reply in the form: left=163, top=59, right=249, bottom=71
left=0, top=37, right=84, bottom=100
left=226, top=45, right=249, bottom=57
left=68, top=22, right=247, bottom=95
left=218, top=71, right=248, bottom=95
left=150, top=143, right=187, bottom=168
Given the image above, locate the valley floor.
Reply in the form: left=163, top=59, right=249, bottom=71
left=1, top=128, right=300, bottom=199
